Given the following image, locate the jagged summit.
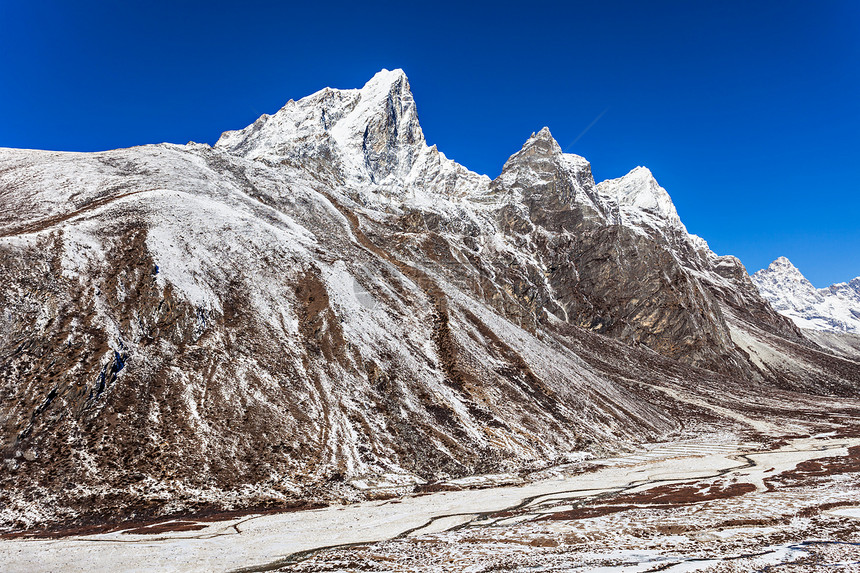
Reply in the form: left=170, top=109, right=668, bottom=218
left=214, top=70, right=691, bottom=234
left=214, top=67, right=420, bottom=167
left=362, top=67, right=409, bottom=87
left=514, top=127, right=590, bottom=171
left=494, top=128, right=686, bottom=236
left=753, top=257, right=860, bottom=333
left=755, top=257, right=815, bottom=291
left=508, top=126, right=580, bottom=164
left=215, top=68, right=487, bottom=195
left=596, top=166, right=684, bottom=233
left=770, top=256, right=797, bottom=269
left=760, top=257, right=820, bottom=292
left=530, top=126, right=560, bottom=144
left=515, top=127, right=584, bottom=163
left=492, top=126, right=603, bottom=220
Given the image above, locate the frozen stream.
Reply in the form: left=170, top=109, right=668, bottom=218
left=1, top=436, right=857, bottom=573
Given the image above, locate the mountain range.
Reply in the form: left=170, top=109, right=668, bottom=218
left=753, top=256, right=860, bottom=334
left=1, top=69, right=858, bottom=532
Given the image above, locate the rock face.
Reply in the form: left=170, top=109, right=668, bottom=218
left=753, top=257, right=860, bottom=333
left=215, top=69, right=488, bottom=196
left=1, top=69, right=858, bottom=531
left=487, top=130, right=742, bottom=372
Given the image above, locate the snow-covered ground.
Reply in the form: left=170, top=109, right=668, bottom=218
left=2, top=435, right=858, bottom=573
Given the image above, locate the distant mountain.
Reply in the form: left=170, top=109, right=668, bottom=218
left=1, top=69, right=857, bottom=532
left=752, top=257, right=860, bottom=333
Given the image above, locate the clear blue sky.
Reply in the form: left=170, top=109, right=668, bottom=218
left=1, top=1, right=858, bottom=286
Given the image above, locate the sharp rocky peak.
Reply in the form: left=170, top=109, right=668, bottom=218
left=360, top=68, right=411, bottom=98
left=491, top=126, right=605, bottom=218
left=215, top=72, right=691, bottom=237
left=753, top=257, right=860, bottom=333
left=496, top=129, right=691, bottom=234
left=493, top=129, right=693, bottom=235
left=753, top=257, right=818, bottom=299
left=761, top=257, right=809, bottom=282
left=213, top=69, right=491, bottom=196
left=214, top=68, right=436, bottom=186
left=528, top=126, right=563, bottom=150
left=499, top=127, right=592, bottom=181
left=337, top=68, right=424, bottom=146
left=770, top=256, right=798, bottom=270
left=595, top=166, right=684, bottom=233
left=510, top=127, right=585, bottom=166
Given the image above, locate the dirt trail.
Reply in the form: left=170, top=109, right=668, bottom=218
left=0, top=190, right=153, bottom=238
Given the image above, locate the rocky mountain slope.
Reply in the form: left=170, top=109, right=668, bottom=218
left=2, top=69, right=858, bottom=532
left=753, top=256, right=860, bottom=333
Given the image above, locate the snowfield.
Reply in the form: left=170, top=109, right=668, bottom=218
left=2, top=435, right=859, bottom=573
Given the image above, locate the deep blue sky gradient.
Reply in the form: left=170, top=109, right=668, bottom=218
left=1, top=1, right=858, bottom=286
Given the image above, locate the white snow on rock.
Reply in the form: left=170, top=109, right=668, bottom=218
left=214, top=73, right=701, bottom=244
left=492, top=127, right=607, bottom=218
left=492, top=128, right=694, bottom=240
left=596, top=166, right=685, bottom=234
left=215, top=68, right=490, bottom=200
left=752, top=256, right=860, bottom=333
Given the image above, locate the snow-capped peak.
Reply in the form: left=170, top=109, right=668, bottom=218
left=214, top=69, right=487, bottom=196
left=508, top=127, right=565, bottom=160
left=769, top=256, right=802, bottom=272
left=531, top=126, right=561, bottom=146
left=595, top=166, right=684, bottom=233
left=490, top=127, right=606, bottom=217
left=331, top=67, right=423, bottom=148
left=761, top=257, right=814, bottom=286
left=360, top=68, right=410, bottom=95
left=521, top=127, right=591, bottom=170
left=493, top=130, right=695, bottom=236
left=752, top=257, right=860, bottom=333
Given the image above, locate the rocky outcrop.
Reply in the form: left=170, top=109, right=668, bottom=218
left=484, top=130, right=743, bottom=372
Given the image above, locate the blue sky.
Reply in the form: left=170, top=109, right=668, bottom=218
left=1, top=1, right=858, bottom=286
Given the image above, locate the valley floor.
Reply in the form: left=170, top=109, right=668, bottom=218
left=4, top=434, right=860, bottom=572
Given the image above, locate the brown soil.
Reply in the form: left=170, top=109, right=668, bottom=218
left=414, top=483, right=463, bottom=494
left=764, top=445, right=860, bottom=490
left=121, top=521, right=209, bottom=535
left=543, top=480, right=756, bottom=521
left=0, top=501, right=325, bottom=540
left=0, top=190, right=150, bottom=238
